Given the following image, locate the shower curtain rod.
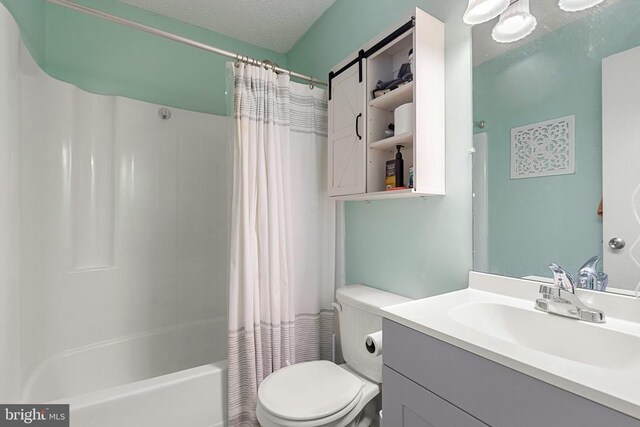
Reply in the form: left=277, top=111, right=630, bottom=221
left=46, top=0, right=328, bottom=87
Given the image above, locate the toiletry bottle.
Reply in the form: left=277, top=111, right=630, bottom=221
left=395, top=145, right=404, bottom=187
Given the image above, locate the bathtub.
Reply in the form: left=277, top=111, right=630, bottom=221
left=23, top=317, right=228, bottom=427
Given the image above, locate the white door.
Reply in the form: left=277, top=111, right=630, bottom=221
left=328, top=61, right=366, bottom=196
left=602, top=46, right=640, bottom=291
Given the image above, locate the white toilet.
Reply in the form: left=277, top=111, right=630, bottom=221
left=256, top=285, right=410, bottom=427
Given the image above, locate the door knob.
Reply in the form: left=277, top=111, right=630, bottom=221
left=608, top=237, right=626, bottom=250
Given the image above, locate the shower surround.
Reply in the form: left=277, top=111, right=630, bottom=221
left=0, top=4, right=230, bottom=425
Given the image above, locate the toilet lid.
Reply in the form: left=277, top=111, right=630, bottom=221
left=258, top=361, right=363, bottom=421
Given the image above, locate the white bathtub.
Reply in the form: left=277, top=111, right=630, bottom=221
left=23, top=317, right=228, bottom=427
left=54, top=361, right=227, bottom=427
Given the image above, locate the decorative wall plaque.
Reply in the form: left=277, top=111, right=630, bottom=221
left=511, top=115, right=575, bottom=179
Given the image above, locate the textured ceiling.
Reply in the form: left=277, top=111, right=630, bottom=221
left=120, top=0, right=336, bottom=53
left=473, top=0, right=622, bottom=66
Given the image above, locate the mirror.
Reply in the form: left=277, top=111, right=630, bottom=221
left=471, top=0, right=640, bottom=294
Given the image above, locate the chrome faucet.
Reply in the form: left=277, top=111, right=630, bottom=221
left=534, top=263, right=606, bottom=323
left=577, top=255, right=608, bottom=291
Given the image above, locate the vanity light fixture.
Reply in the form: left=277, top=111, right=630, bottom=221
left=468, top=0, right=607, bottom=44
left=492, top=0, right=537, bottom=43
left=558, top=0, right=605, bottom=12
left=463, top=0, right=511, bottom=25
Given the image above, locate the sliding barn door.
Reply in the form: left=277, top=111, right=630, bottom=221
left=328, top=61, right=367, bottom=196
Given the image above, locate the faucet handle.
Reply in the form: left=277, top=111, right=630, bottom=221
left=579, top=309, right=606, bottom=323
left=549, top=263, right=576, bottom=293
left=578, top=255, right=601, bottom=274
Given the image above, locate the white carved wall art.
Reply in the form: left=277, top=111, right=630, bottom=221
left=510, top=115, right=575, bottom=179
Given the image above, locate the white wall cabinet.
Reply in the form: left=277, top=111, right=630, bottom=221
left=327, top=8, right=445, bottom=201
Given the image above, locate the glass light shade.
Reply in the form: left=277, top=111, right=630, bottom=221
left=558, top=0, right=605, bottom=12
left=463, top=0, right=511, bottom=25
left=491, top=0, right=537, bottom=43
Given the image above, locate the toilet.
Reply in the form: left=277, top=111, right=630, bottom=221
left=256, top=284, right=410, bottom=427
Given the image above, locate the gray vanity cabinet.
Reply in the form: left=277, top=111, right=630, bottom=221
left=382, top=319, right=640, bottom=427
left=383, top=365, right=487, bottom=427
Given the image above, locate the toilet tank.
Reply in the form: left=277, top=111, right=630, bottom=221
left=335, top=285, right=411, bottom=383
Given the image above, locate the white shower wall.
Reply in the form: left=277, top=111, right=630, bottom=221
left=0, top=5, right=23, bottom=403
left=0, top=4, right=231, bottom=402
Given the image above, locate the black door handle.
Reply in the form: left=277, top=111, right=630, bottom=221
left=355, top=113, right=362, bottom=140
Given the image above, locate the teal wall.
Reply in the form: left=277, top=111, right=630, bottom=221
left=288, top=0, right=473, bottom=299
left=0, top=0, right=286, bottom=115
left=0, top=0, right=45, bottom=65
left=2, top=0, right=472, bottom=300
left=473, top=0, right=640, bottom=278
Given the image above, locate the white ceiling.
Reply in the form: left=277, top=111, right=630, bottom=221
left=120, top=0, right=336, bottom=53
left=473, top=0, right=622, bottom=66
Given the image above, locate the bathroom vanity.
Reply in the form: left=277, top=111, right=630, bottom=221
left=380, top=273, right=640, bottom=427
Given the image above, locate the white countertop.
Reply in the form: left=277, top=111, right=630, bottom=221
left=381, top=272, right=640, bottom=420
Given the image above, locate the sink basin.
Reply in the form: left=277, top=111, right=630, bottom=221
left=448, top=302, right=640, bottom=369
left=380, top=272, right=640, bottom=419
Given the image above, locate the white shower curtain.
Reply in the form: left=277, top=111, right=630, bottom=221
left=227, top=63, right=334, bottom=427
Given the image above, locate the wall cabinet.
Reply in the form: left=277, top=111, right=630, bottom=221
left=382, top=319, right=640, bottom=427
left=327, top=8, right=445, bottom=201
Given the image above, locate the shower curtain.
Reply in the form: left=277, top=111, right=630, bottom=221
left=227, top=63, right=334, bottom=426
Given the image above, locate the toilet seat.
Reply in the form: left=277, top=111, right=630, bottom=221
left=259, top=361, right=363, bottom=421
left=257, top=362, right=380, bottom=427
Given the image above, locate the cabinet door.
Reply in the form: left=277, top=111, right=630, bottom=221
left=383, top=366, right=487, bottom=427
left=413, top=7, right=445, bottom=195
left=328, top=61, right=367, bottom=196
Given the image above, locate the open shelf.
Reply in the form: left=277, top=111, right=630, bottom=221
left=333, top=188, right=439, bottom=201
left=368, top=29, right=414, bottom=60
left=370, top=132, right=413, bottom=151
left=370, top=82, right=414, bottom=111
